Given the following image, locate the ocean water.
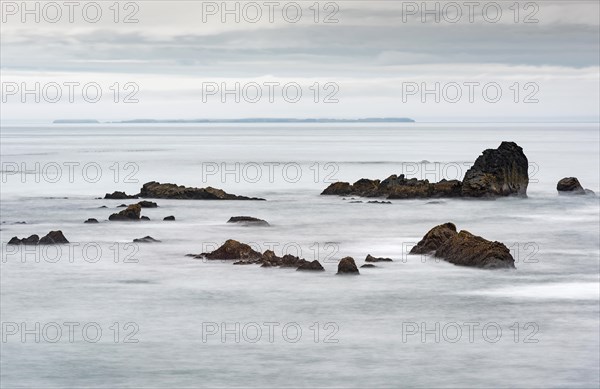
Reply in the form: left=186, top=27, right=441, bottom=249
left=1, top=123, right=599, bottom=388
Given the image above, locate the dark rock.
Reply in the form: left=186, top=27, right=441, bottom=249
left=39, top=231, right=69, bottom=244
left=410, top=223, right=458, bottom=255
left=322, top=142, right=529, bottom=199
left=199, top=239, right=262, bottom=260
left=109, top=204, right=141, bottom=221
left=117, top=204, right=127, bottom=208
left=557, top=177, right=586, bottom=195
left=163, top=215, right=175, bottom=221
left=360, top=264, right=376, bottom=268
left=227, top=216, right=269, bottom=226
left=139, top=181, right=265, bottom=201
left=461, top=142, right=529, bottom=197
left=133, top=236, right=161, bottom=243
left=365, top=254, right=393, bottom=262
left=8, top=235, right=39, bottom=245
left=104, top=191, right=138, bottom=200
left=98, top=206, right=108, bottom=208
left=84, top=218, right=99, bottom=224
left=337, top=256, right=359, bottom=274
left=8, top=236, right=22, bottom=245
left=349, top=201, right=363, bottom=203
left=138, top=200, right=158, bottom=208
left=140, top=216, right=151, bottom=221
left=296, top=260, right=325, bottom=271
left=368, top=201, right=392, bottom=204
left=411, top=223, right=515, bottom=269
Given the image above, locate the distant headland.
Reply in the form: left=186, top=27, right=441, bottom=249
left=53, top=118, right=415, bottom=124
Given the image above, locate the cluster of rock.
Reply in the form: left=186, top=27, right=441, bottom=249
left=103, top=203, right=175, bottom=222
left=410, top=223, right=515, bottom=269
left=556, top=177, right=595, bottom=195
left=104, top=181, right=265, bottom=201
left=322, top=142, right=529, bottom=199
left=191, top=239, right=324, bottom=271
left=8, top=230, right=69, bottom=245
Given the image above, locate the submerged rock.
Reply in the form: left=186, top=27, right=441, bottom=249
left=133, top=236, right=161, bottom=243
left=361, top=264, right=377, bottom=268
left=365, top=254, right=393, bottom=262
left=163, top=215, right=175, bottom=221
left=84, top=218, right=99, bottom=224
left=39, top=231, right=69, bottom=244
left=337, top=257, right=359, bottom=275
left=141, top=216, right=151, bottom=221
left=296, top=260, right=325, bottom=271
left=104, top=191, right=138, bottom=200
left=321, top=142, right=529, bottom=199
left=557, top=177, right=595, bottom=195
left=410, top=223, right=515, bottom=269
left=227, top=216, right=269, bottom=226
left=139, top=181, right=265, bottom=201
left=138, top=200, right=158, bottom=208
left=109, top=204, right=141, bottom=221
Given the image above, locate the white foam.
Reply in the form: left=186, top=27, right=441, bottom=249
left=465, top=282, right=599, bottom=300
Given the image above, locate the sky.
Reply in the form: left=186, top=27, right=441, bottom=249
left=1, top=0, right=599, bottom=122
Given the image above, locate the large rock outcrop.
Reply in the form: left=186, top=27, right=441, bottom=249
left=410, top=223, right=515, bottom=269
left=321, top=142, right=528, bottom=199
left=8, top=231, right=68, bottom=245
left=337, top=257, right=359, bottom=274
left=557, top=177, right=595, bottom=195
left=139, top=181, right=265, bottom=201
left=104, top=191, right=138, bottom=200
left=461, top=142, right=528, bottom=197
left=198, top=239, right=262, bottom=260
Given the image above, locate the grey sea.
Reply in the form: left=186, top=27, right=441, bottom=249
left=1, top=123, right=599, bottom=388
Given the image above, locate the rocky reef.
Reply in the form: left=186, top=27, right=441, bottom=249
left=139, top=181, right=265, bottom=200
left=8, top=231, right=69, bottom=245
left=322, top=142, right=529, bottom=199
left=410, top=223, right=515, bottom=269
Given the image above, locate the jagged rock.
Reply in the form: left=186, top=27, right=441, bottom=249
left=322, top=142, right=528, bottom=199
left=8, top=234, right=39, bottom=245
left=39, top=231, right=69, bottom=244
left=461, top=142, right=529, bottom=197
left=199, top=239, right=262, bottom=260
left=133, top=236, right=161, bottom=243
left=227, top=216, right=269, bottom=226
left=296, top=260, right=325, bottom=271
left=361, top=264, right=376, bottom=268
left=365, top=254, right=393, bottom=262
left=104, top=191, right=138, bottom=200
left=84, top=218, right=99, bottom=224
left=337, top=257, right=359, bottom=274
left=410, top=223, right=458, bottom=255
left=411, top=223, right=515, bottom=269
left=557, top=177, right=594, bottom=195
left=139, top=181, right=265, bottom=200
left=163, top=216, right=175, bottom=221
left=109, top=204, right=141, bottom=221
left=138, top=200, right=158, bottom=208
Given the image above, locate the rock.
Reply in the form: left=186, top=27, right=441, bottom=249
left=39, top=230, right=69, bottom=244
left=409, top=223, right=458, bottom=254
left=138, top=200, right=158, bottom=208
left=227, top=216, right=269, bottom=226
left=117, top=204, right=127, bottom=208
left=556, top=177, right=594, bottom=195
left=141, top=216, right=151, bottom=221
left=367, top=200, right=392, bottom=204
left=296, top=260, right=325, bottom=271
left=322, top=142, right=528, bottom=199
left=199, top=239, right=262, bottom=260
left=411, top=223, right=515, bottom=269
left=133, top=236, right=161, bottom=243
left=163, top=215, right=175, bottom=221
left=337, top=257, right=359, bottom=274
left=139, top=181, right=265, bottom=200
left=104, top=191, right=138, bottom=200
left=84, top=218, right=99, bottom=224
left=109, top=204, right=141, bottom=221
left=461, top=142, right=529, bottom=197
left=98, top=206, right=108, bottom=208
left=365, top=254, right=393, bottom=262
left=8, top=234, right=39, bottom=245
left=360, top=264, right=376, bottom=268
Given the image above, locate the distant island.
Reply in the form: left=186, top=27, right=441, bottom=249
left=53, top=118, right=415, bottom=124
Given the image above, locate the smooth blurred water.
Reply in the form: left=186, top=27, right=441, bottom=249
left=1, top=124, right=599, bottom=388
